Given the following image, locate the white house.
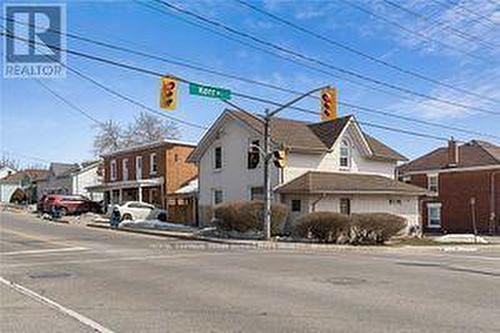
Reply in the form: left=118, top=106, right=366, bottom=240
left=71, top=161, right=104, bottom=201
left=0, top=166, right=16, bottom=180
left=187, top=109, right=428, bottom=230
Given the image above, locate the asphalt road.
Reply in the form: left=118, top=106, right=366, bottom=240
left=1, top=211, right=499, bottom=333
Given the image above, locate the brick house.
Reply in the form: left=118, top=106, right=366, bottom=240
left=88, top=140, right=197, bottom=215
left=397, top=140, right=500, bottom=234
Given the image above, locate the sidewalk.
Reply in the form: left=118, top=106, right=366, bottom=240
left=86, top=222, right=500, bottom=253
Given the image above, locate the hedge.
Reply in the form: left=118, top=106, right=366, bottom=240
left=349, top=213, right=407, bottom=245
left=212, top=200, right=289, bottom=236
left=294, top=212, right=350, bottom=243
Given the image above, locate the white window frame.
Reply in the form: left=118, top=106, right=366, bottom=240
left=339, top=139, right=351, bottom=169
left=427, top=173, right=439, bottom=195
left=150, top=153, right=157, bottom=175
left=247, top=138, right=260, bottom=170
left=136, top=156, right=142, bottom=180
left=213, top=146, right=222, bottom=171
left=427, top=203, right=442, bottom=228
left=110, top=159, right=117, bottom=181
left=212, top=189, right=223, bottom=205
left=122, top=159, right=129, bottom=181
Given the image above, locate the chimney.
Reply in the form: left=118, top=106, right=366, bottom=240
left=447, top=138, right=459, bottom=167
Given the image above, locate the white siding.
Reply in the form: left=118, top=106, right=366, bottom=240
left=72, top=164, right=103, bottom=201
left=0, top=184, right=20, bottom=203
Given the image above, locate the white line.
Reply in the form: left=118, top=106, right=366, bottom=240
left=0, top=276, right=114, bottom=333
left=1, top=246, right=88, bottom=256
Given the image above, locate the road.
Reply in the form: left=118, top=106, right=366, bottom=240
left=1, top=211, right=499, bottom=333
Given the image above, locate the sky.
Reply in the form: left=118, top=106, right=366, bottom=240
left=1, top=0, right=499, bottom=168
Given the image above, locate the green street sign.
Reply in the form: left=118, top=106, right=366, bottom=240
left=189, top=83, right=231, bottom=100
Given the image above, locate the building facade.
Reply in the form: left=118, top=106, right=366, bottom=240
left=88, top=140, right=197, bottom=210
left=71, top=161, right=104, bottom=201
left=398, top=140, right=500, bottom=234
left=188, top=109, right=427, bottom=230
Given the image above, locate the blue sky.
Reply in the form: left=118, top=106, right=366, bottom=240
left=1, top=0, right=499, bottom=168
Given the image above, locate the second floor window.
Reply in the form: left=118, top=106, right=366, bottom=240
left=150, top=153, right=157, bottom=175
left=214, top=146, right=222, bottom=170
left=247, top=140, right=260, bottom=169
left=122, top=159, right=129, bottom=181
left=340, top=140, right=350, bottom=168
left=110, top=160, right=117, bottom=181
left=428, top=174, right=438, bottom=193
left=136, top=156, right=142, bottom=180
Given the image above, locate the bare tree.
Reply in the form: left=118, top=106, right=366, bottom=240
left=0, top=155, right=20, bottom=170
left=93, top=120, right=124, bottom=156
left=124, top=112, right=180, bottom=145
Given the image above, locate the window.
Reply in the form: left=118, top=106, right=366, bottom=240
left=427, top=203, right=441, bottom=228
left=150, top=153, right=157, bottom=175
left=110, top=159, right=117, bottom=181
left=340, top=198, right=351, bottom=215
left=214, top=146, right=222, bottom=170
left=136, top=156, right=142, bottom=180
left=247, top=139, right=260, bottom=169
left=291, top=199, right=301, bottom=212
left=339, top=140, right=350, bottom=168
left=213, top=189, right=223, bottom=205
left=250, top=186, right=264, bottom=201
left=174, top=154, right=179, bottom=162
left=428, top=174, right=438, bottom=194
left=122, top=159, right=129, bottom=181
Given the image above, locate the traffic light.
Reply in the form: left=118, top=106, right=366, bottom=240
left=160, top=77, right=178, bottom=110
left=273, top=149, right=287, bottom=169
left=320, top=87, right=337, bottom=121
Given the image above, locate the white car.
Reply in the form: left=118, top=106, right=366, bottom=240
left=112, top=201, right=165, bottom=221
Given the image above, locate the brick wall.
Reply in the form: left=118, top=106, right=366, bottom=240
left=165, top=145, right=198, bottom=194
left=405, top=169, right=500, bottom=234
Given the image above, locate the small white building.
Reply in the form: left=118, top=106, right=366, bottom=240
left=71, top=161, right=104, bottom=201
left=187, top=109, right=427, bottom=230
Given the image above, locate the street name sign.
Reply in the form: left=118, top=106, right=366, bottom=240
left=189, top=83, right=231, bottom=100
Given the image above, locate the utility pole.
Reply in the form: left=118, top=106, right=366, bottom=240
left=263, top=108, right=272, bottom=240
left=261, top=86, right=328, bottom=240
left=470, top=197, right=477, bottom=243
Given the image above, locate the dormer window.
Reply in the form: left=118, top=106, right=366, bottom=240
left=339, top=140, right=350, bottom=168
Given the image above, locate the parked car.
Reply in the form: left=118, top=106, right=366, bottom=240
left=112, top=201, right=166, bottom=221
left=41, top=194, right=102, bottom=215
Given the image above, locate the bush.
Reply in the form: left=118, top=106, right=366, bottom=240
left=349, top=213, right=406, bottom=245
left=212, top=200, right=289, bottom=236
left=294, top=212, right=350, bottom=243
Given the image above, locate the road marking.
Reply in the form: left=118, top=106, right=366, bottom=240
left=0, top=276, right=114, bottom=333
left=1, top=246, right=88, bottom=256
left=3, top=252, right=230, bottom=268
left=1, top=228, right=73, bottom=247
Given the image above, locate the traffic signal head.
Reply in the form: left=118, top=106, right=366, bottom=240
left=273, top=149, right=287, bottom=169
left=320, top=87, right=337, bottom=121
left=160, top=77, right=178, bottom=110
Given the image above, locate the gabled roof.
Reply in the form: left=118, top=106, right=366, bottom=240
left=398, top=140, right=500, bottom=173
left=275, top=171, right=428, bottom=195
left=187, top=109, right=406, bottom=162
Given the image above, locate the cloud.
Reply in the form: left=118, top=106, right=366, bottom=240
left=388, top=66, right=500, bottom=120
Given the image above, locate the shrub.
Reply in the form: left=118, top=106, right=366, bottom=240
left=349, top=213, right=406, bottom=245
left=294, top=212, right=350, bottom=243
left=212, top=200, right=289, bottom=236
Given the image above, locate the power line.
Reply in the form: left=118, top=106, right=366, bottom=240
left=446, top=0, right=499, bottom=27
left=4, top=15, right=496, bottom=139
left=155, top=0, right=499, bottom=116
left=1, top=150, right=52, bottom=164
left=341, top=0, right=490, bottom=62
left=34, top=79, right=104, bottom=125
left=382, top=0, right=499, bottom=50
left=0, top=30, right=472, bottom=143
left=234, top=0, right=499, bottom=104
left=430, top=0, right=498, bottom=28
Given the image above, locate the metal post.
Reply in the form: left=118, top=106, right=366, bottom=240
left=263, top=109, right=272, bottom=240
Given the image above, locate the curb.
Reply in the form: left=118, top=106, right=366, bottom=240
left=85, top=222, right=500, bottom=252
